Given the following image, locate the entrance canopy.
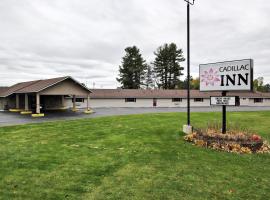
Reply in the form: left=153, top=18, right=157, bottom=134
left=0, top=76, right=91, bottom=97
left=0, top=76, right=92, bottom=115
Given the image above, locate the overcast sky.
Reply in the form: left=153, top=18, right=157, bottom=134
left=0, top=0, right=270, bottom=88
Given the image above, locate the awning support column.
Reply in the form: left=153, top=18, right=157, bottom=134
left=62, top=95, right=65, bottom=108
left=31, top=93, right=44, bottom=117
left=84, top=94, right=93, bottom=114
left=36, top=93, right=40, bottom=114
left=87, top=94, right=90, bottom=111
left=16, top=94, right=20, bottom=109
left=25, top=94, right=29, bottom=111
left=72, top=95, right=76, bottom=111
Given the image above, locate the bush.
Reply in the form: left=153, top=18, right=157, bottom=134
left=184, top=125, right=270, bottom=154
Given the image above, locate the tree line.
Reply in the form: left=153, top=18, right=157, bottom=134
left=117, top=43, right=186, bottom=89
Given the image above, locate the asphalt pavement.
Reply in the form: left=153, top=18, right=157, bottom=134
left=1, top=106, right=270, bottom=127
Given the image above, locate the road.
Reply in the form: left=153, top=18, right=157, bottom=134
left=1, top=106, right=270, bottom=127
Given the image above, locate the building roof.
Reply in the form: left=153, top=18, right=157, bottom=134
left=0, top=87, right=9, bottom=95
left=89, top=89, right=270, bottom=99
left=0, top=76, right=91, bottom=97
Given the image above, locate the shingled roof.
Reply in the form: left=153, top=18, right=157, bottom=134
left=89, top=89, right=270, bottom=99
left=0, top=87, right=9, bottom=95
left=0, top=76, right=91, bottom=97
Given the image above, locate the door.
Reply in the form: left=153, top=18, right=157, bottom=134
left=153, top=98, right=157, bottom=107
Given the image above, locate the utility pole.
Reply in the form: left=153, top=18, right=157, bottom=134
left=183, top=0, right=195, bottom=134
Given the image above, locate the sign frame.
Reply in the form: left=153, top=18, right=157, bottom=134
left=199, top=59, right=254, bottom=92
left=210, top=96, right=238, bottom=106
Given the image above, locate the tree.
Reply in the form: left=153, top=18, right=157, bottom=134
left=257, top=77, right=264, bottom=87
left=191, top=77, right=200, bottom=90
left=253, top=77, right=270, bottom=92
left=178, top=76, right=200, bottom=89
left=254, top=77, right=264, bottom=92
left=179, top=76, right=193, bottom=89
left=117, top=46, right=147, bottom=89
left=144, top=65, right=154, bottom=89
left=264, top=84, right=270, bottom=92
left=253, top=79, right=259, bottom=91
left=153, top=43, right=185, bottom=89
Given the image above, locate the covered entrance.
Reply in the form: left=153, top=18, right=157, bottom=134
left=1, top=76, right=92, bottom=117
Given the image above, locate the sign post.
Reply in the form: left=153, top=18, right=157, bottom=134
left=183, top=0, right=195, bottom=134
left=199, top=59, right=253, bottom=134
left=222, top=91, right=227, bottom=134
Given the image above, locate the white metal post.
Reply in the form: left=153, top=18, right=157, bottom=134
left=73, top=95, right=76, bottom=111
left=87, top=94, right=90, bottom=111
left=36, top=93, right=40, bottom=114
left=25, top=94, right=29, bottom=111
left=16, top=94, right=20, bottom=109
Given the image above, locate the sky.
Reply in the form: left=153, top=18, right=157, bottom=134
left=0, top=0, right=270, bottom=88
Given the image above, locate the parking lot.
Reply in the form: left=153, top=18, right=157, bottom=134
left=1, top=106, right=270, bottom=127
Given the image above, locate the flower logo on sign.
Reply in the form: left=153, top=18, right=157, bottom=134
left=201, top=68, right=220, bottom=86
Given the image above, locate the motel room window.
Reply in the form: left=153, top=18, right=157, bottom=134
left=254, top=98, right=263, bottom=103
left=194, top=98, right=204, bottom=102
left=172, top=98, right=182, bottom=102
left=125, top=98, right=136, bottom=102
left=72, top=98, right=85, bottom=103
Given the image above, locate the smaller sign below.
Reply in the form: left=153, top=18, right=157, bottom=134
left=210, top=96, right=240, bottom=106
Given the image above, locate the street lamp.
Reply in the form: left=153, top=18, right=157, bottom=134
left=183, top=0, right=195, bottom=134
left=184, top=0, right=195, bottom=5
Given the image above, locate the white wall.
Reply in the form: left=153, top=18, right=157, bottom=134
left=156, top=99, right=210, bottom=107
left=65, top=98, right=153, bottom=108
left=91, top=99, right=153, bottom=108
left=247, top=98, right=270, bottom=107
left=156, top=99, right=183, bottom=107
left=190, top=99, right=211, bottom=107
left=65, top=97, right=270, bottom=109
left=240, top=98, right=249, bottom=106
left=64, top=98, right=211, bottom=108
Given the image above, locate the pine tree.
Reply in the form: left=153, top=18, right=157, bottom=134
left=153, top=43, right=185, bottom=89
left=144, top=65, right=154, bottom=89
left=117, top=46, right=147, bottom=89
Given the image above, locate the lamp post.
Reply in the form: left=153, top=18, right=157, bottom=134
left=183, top=0, right=195, bottom=134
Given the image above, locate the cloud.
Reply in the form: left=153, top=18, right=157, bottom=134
left=0, top=0, right=270, bottom=88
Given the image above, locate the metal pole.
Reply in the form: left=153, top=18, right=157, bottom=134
left=222, top=91, right=227, bottom=134
left=187, top=3, right=190, bottom=125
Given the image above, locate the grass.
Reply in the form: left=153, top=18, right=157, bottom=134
left=0, top=111, right=270, bottom=200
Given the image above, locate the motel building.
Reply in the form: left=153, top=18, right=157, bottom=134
left=0, top=76, right=270, bottom=116
left=67, top=89, right=270, bottom=108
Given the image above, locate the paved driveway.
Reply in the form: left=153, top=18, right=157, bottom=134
left=1, top=106, right=270, bottom=127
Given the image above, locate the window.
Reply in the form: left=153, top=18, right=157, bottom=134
left=125, top=98, right=136, bottom=102
left=194, top=98, right=204, bottom=102
left=172, top=98, right=182, bottom=102
left=243, top=98, right=247, bottom=100
left=72, top=98, right=85, bottom=103
left=254, top=98, right=263, bottom=103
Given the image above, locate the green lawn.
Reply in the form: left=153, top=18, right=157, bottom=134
left=1, top=111, right=270, bottom=200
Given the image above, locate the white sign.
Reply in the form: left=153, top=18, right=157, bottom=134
left=210, top=96, right=236, bottom=106
left=200, top=59, right=253, bottom=91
